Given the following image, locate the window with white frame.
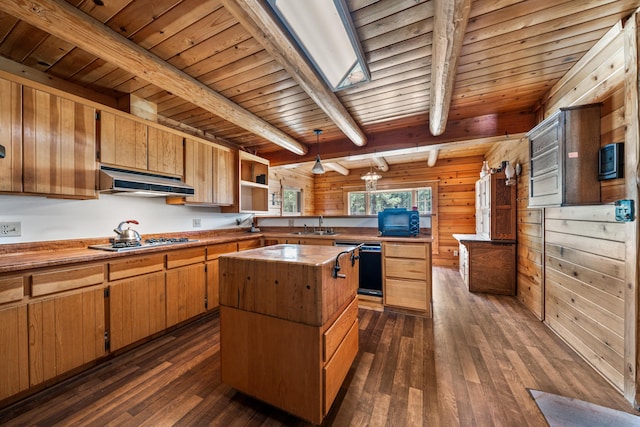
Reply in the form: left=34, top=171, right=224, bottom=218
left=348, top=187, right=432, bottom=215
left=282, top=187, right=303, bottom=215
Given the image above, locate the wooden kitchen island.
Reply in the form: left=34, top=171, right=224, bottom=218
left=219, top=244, right=359, bottom=424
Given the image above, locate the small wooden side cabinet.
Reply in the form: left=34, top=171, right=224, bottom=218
left=455, top=235, right=516, bottom=296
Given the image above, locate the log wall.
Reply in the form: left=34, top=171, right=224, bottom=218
left=268, top=167, right=315, bottom=216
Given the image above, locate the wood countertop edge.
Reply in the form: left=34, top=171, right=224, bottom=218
left=261, top=231, right=433, bottom=243
left=0, top=233, right=262, bottom=274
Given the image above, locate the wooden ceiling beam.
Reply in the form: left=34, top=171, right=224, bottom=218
left=0, top=0, right=308, bottom=155
left=373, top=157, right=389, bottom=172
left=324, top=162, right=350, bottom=176
left=429, top=0, right=471, bottom=136
left=266, top=110, right=535, bottom=166
left=220, top=0, right=367, bottom=147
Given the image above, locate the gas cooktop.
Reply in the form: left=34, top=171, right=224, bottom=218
left=88, top=237, right=198, bottom=252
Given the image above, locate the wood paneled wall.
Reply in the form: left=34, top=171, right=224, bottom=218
left=313, top=156, right=483, bottom=266
left=544, top=206, right=625, bottom=391
left=485, top=21, right=630, bottom=393
left=268, top=167, right=315, bottom=216
left=485, top=138, right=544, bottom=319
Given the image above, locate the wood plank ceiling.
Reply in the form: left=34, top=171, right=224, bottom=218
left=0, top=0, right=637, bottom=169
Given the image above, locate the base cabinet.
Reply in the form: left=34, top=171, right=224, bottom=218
left=220, top=297, right=358, bottom=424
left=28, top=287, right=106, bottom=385
left=457, top=240, right=516, bottom=295
left=108, top=272, right=166, bottom=352
left=0, top=304, right=28, bottom=401
left=382, top=242, right=431, bottom=316
left=166, top=264, right=206, bottom=327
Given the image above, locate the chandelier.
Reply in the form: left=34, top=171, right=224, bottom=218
left=361, top=165, right=381, bottom=191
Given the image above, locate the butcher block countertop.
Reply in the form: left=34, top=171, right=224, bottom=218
left=0, top=232, right=260, bottom=274
left=219, top=244, right=359, bottom=326
left=219, top=243, right=354, bottom=265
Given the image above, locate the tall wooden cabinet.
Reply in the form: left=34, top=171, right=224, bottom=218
left=528, top=103, right=601, bottom=207
left=454, top=170, right=517, bottom=295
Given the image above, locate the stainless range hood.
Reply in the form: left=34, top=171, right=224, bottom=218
left=98, top=165, right=195, bottom=197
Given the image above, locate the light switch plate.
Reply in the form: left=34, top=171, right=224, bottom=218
left=615, top=199, right=634, bottom=222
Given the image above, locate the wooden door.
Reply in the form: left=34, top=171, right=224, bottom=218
left=0, top=77, right=22, bottom=192
left=166, top=263, right=206, bottom=327
left=22, top=87, right=96, bottom=197
left=148, top=127, right=183, bottom=176
left=213, top=146, right=235, bottom=205
left=184, top=138, right=213, bottom=204
left=99, top=111, right=148, bottom=171
left=28, top=287, right=106, bottom=386
left=0, top=304, right=28, bottom=400
left=108, top=272, right=166, bottom=351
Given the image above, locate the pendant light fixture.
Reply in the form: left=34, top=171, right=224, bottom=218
left=361, top=164, right=381, bottom=191
left=311, top=129, right=325, bottom=174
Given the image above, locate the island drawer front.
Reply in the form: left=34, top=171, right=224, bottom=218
left=0, top=276, right=24, bottom=304
left=166, top=247, right=205, bottom=269
left=32, top=265, right=104, bottom=297
left=108, top=254, right=164, bottom=281
left=206, top=242, right=237, bottom=260
left=323, top=298, right=358, bottom=362
left=323, top=320, right=358, bottom=415
left=384, top=258, right=427, bottom=280
left=385, top=278, right=428, bottom=311
left=384, top=243, right=426, bottom=259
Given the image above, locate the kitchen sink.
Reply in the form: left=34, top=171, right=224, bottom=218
left=289, top=230, right=339, bottom=236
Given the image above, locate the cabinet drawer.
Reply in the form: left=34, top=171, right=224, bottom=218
left=384, top=243, right=426, bottom=259
left=530, top=119, right=559, bottom=158
left=0, top=276, right=24, bottom=304
left=384, top=258, right=427, bottom=280
left=385, top=278, right=428, bottom=311
left=323, top=298, right=357, bottom=362
left=238, top=238, right=261, bottom=251
left=108, top=254, right=164, bottom=281
left=166, top=247, right=205, bottom=269
left=32, top=265, right=104, bottom=297
left=206, top=242, right=237, bottom=260
left=323, top=320, right=358, bottom=415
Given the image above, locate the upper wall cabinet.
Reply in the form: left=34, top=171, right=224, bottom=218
left=177, top=138, right=235, bottom=206
left=0, top=77, right=22, bottom=193
left=99, top=111, right=183, bottom=177
left=528, top=103, right=601, bottom=207
left=22, top=87, right=97, bottom=198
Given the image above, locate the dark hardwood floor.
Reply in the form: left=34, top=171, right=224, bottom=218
left=1, top=267, right=636, bottom=426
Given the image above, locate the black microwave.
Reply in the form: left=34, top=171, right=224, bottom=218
left=378, top=208, right=420, bottom=237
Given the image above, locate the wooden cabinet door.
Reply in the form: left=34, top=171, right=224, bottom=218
left=213, top=146, right=235, bottom=205
left=108, top=272, right=166, bottom=352
left=28, top=287, right=106, bottom=386
left=148, top=127, right=183, bottom=176
left=0, top=304, right=29, bottom=400
left=0, top=77, right=22, bottom=192
left=184, top=138, right=213, bottom=204
left=166, top=264, right=206, bottom=327
left=99, top=111, right=148, bottom=171
left=23, top=87, right=96, bottom=197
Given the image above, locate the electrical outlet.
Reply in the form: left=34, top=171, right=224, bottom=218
left=192, top=218, right=201, bottom=228
left=288, top=219, right=294, bottom=227
left=0, top=221, right=21, bottom=237
left=453, top=249, right=459, bottom=256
